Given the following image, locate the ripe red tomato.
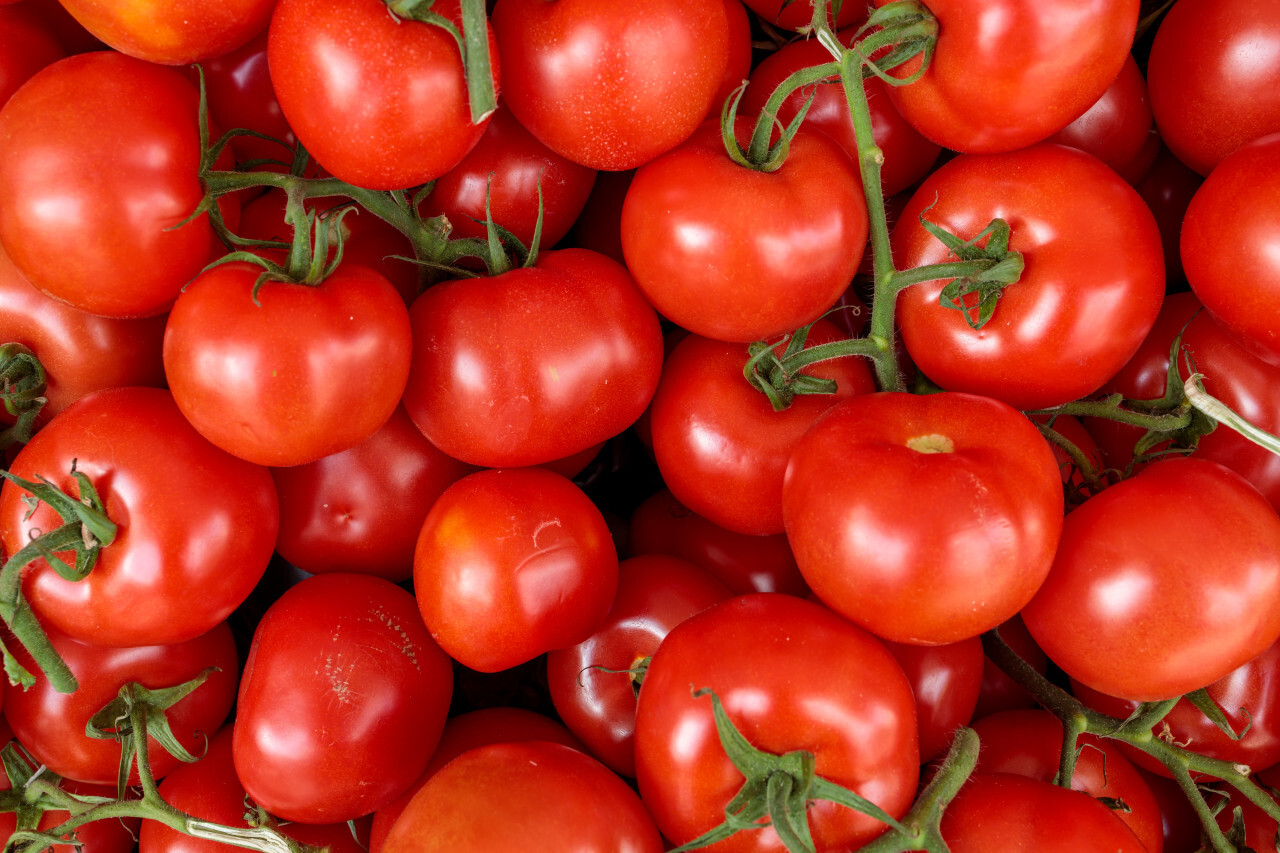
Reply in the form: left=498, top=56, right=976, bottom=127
left=0, top=52, right=235, bottom=318
left=199, top=31, right=297, bottom=169
left=0, top=1, right=64, bottom=106
left=634, top=593, right=920, bottom=852
left=1135, top=145, right=1203, bottom=288
left=233, top=573, right=454, bottom=824
left=57, top=0, right=272, bottom=64
left=268, top=0, right=498, bottom=189
left=0, top=387, right=278, bottom=648
left=163, top=260, right=412, bottom=467
left=401, top=248, right=663, bottom=468
left=1023, top=458, right=1280, bottom=701
left=622, top=119, right=867, bottom=343
left=3, top=621, right=238, bottom=786
left=881, top=635, right=983, bottom=764
left=490, top=0, right=729, bottom=170
left=740, top=0, right=863, bottom=31
left=972, top=615, right=1050, bottom=721
left=875, top=0, right=1139, bottom=154
left=894, top=143, right=1165, bottom=410
left=413, top=467, right=619, bottom=673
left=1046, top=54, right=1158, bottom=185
left=783, top=392, right=1064, bottom=645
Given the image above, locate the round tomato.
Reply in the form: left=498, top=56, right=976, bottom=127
left=233, top=573, right=453, bottom=824
left=1046, top=54, right=1158, bottom=185
left=268, top=0, right=498, bottom=189
left=783, top=391, right=1064, bottom=645
left=1135, top=144, right=1203, bottom=288
left=1022, top=457, right=1280, bottom=701
left=0, top=1, right=64, bottom=106
left=57, top=0, right=273, bottom=64
left=199, top=31, right=303, bottom=171
left=893, top=143, right=1165, bottom=410
left=881, top=635, right=983, bottom=764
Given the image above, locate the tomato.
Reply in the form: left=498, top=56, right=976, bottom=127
left=401, top=248, right=663, bottom=468
left=893, top=144, right=1164, bottom=410
left=1135, top=145, right=1203, bottom=289
left=271, top=405, right=475, bottom=582
left=141, top=726, right=371, bottom=853
left=3, top=621, right=238, bottom=785
left=647, top=319, right=875, bottom=536
left=1146, top=0, right=1280, bottom=176
left=382, top=741, right=664, bottom=853
left=1023, top=458, right=1280, bottom=702
left=1136, top=766, right=1205, bottom=853
left=1031, top=413, right=1105, bottom=497
left=783, top=392, right=1064, bottom=645
left=1046, top=54, right=1158, bottom=185
left=941, top=773, right=1147, bottom=851
left=740, top=0, right=863, bottom=31
left=0, top=244, right=166, bottom=428
left=0, top=1, right=63, bottom=106
left=622, top=119, right=867, bottom=343
left=369, top=708, right=584, bottom=853
left=628, top=488, right=810, bottom=596
left=57, top=0, right=273, bottom=64
left=413, top=467, right=618, bottom=673
left=634, top=593, right=919, bottom=852
left=268, top=0, right=498, bottom=190
left=232, top=573, right=453, bottom=824
left=967, top=709, right=1164, bottom=852
left=710, top=0, right=752, bottom=118
left=416, top=106, right=598, bottom=250
left=199, top=31, right=300, bottom=170
left=882, top=636, right=983, bottom=764
left=1181, top=132, right=1280, bottom=367
left=972, top=615, right=1050, bottom=721
left=490, top=0, right=729, bottom=171
left=875, top=0, right=1139, bottom=154
left=163, top=260, right=412, bottom=467
left=0, top=52, right=235, bottom=319
left=546, top=554, right=732, bottom=777
left=0, top=387, right=278, bottom=648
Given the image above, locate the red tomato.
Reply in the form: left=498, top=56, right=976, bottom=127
left=648, top=319, right=876, bottom=536
left=967, top=709, right=1164, bottom=852
left=1047, top=54, right=1158, bottom=185
left=233, top=573, right=453, bottom=824
left=1136, top=765, right=1205, bottom=853
left=783, top=392, right=1064, bottom=645
left=1135, top=145, right=1203, bottom=288
left=0, top=1, right=63, bottom=106
left=882, top=636, right=983, bottom=764
left=1181, top=132, right=1280, bottom=367
left=1032, top=413, right=1105, bottom=498
left=710, top=0, right=752, bottom=118
left=163, top=260, right=412, bottom=467
left=416, top=106, right=598, bottom=250
left=490, top=0, right=729, bottom=170
left=628, top=488, right=810, bottom=596
left=875, top=0, right=1139, bottom=154
left=199, top=31, right=300, bottom=170
left=1146, top=0, right=1280, bottom=176
left=1023, top=458, right=1280, bottom=701
left=141, top=726, right=371, bottom=853
left=369, top=708, right=584, bottom=853
left=546, top=554, right=732, bottom=777
left=401, top=248, right=663, bottom=468
left=941, top=773, right=1147, bottom=851
left=271, top=405, right=475, bottom=582
left=0, top=52, right=234, bottom=318
left=3, top=621, right=238, bottom=785
left=382, top=741, right=664, bottom=853
left=268, top=0, right=498, bottom=189
left=622, top=119, right=867, bottom=343
left=57, top=0, right=274, bottom=64
left=413, top=467, right=619, bottom=673
left=893, top=144, right=1165, bottom=410
left=972, top=615, right=1050, bottom=721
left=634, top=593, right=919, bottom=852
left=0, top=387, right=278, bottom=648
left=740, top=0, right=863, bottom=31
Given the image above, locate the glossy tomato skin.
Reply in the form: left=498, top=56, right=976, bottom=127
left=141, top=726, right=372, bottom=853
left=547, top=554, right=733, bottom=777
left=875, top=0, right=1138, bottom=154
left=648, top=319, right=876, bottom=536
left=1023, top=458, right=1280, bottom=702
left=1146, top=0, right=1280, bottom=176
left=491, top=0, right=728, bottom=171
left=163, top=261, right=412, bottom=467
left=271, top=405, right=475, bottom=582
left=1136, top=145, right=1203, bottom=288
left=413, top=467, right=619, bottom=673
left=0, top=387, right=278, bottom=647
left=0, top=52, right=232, bottom=318
left=972, top=615, right=1049, bottom=721
left=0, top=1, right=64, bottom=106
left=635, top=593, right=919, bottom=852
left=1181, top=132, right=1280, bottom=366
left=4, top=621, right=238, bottom=786
left=1047, top=54, right=1158, bottom=185
left=740, top=0, right=863, bottom=31
left=783, top=392, right=1064, bottom=645
left=882, top=636, right=983, bottom=764
left=402, top=248, right=663, bottom=468
left=199, top=31, right=296, bottom=169
left=233, top=573, right=453, bottom=825
left=57, top=0, right=273, bottom=64
left=268, top=0, right=497, bottom=190
left=622, top=119, right=867, bottom=343
left=894, top=144, right=1165, bottom=410
left=382, top=741, right=664, bottom=853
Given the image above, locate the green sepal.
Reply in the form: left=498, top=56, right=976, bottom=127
left=1186, top=688, right=1252, bottom=743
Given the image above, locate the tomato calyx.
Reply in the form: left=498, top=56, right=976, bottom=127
left=0, top=344, right=48, bottom=450
left=383, top=0, right=497, bottom=125
left=0, top=740, right=73, bottom=843
left=0, top=462, right=116, bottom=693
left=743, top=321, right=883, bottom=411
left=581, top=655, right=651, bottom=701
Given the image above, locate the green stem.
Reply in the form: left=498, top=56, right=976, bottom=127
left=1026, top=396, right=1194, bottom=433
left=458, top=0, right=498, bottom=123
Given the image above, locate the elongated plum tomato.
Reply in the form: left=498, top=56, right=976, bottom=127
left=401, top=248, right=663, bottom=468
left=783, top=391, right=1064, bottom=645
